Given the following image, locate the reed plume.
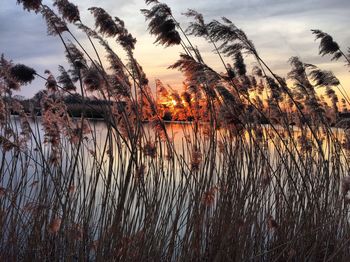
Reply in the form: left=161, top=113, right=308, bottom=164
left=0, top=55, right=20, bottom=91
left=312, top=29, right=342, bottom=60
left=57, top=65, right=76, bottom=91
left=64, top=43, right=87, bottom=82
left=183, top=9, right=208, bottom=37
left=88, top=7, right=121, bottom=37
left=16, top=0, right=42, bottom=13
left=10, top=64, right=36, bottom=85
left=2, top=2, right=350, bottom=261
left=288, top=56, right=315, bottom=97
left=53, top=0, right=80, bottom=23
left=305, top=64, right=340, bottom=88
left=141, top=1, right=181, bottom=46
left=207, top=17, right=256, bottom=55
left=169, top=54, right=219, bottom=88
left=44, top=70, right=58, bottom=93
left=83, top=66, right=105, bottom=92
left=114, top=17, right=137, bottom=50
left=41, top=5, right=68, bottom=36
left=233, top=51, right=247, bottom=76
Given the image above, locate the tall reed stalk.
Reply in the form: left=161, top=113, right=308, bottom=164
left=0, top=0, right=349, bottom=260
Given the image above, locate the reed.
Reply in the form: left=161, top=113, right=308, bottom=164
left=0, top=0, right=349, bottom=260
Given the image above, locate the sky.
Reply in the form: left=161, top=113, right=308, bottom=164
left=0, top=0, right=349, bottom=98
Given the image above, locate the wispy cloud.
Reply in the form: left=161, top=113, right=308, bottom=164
left=1, top=0, right=349, bottom=97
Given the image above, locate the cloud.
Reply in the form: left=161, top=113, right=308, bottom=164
left=1, top=0, right=349, bottom=98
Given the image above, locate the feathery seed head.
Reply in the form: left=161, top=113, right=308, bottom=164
left=57, top=65, right=76, bottom=91
left=83, top=67, right=104, bottom=92
left=306, top=65, right=340, bottom=88
left=41, top=5, right=68, bottom=36
left=45, top=70, right=58, bottom=92
left=312, top=29, right=342, bottom=60
left=141, top=2, right=181, bottom=47
left=89, top=7, right=120, bottom=37
left=17, top=0, right=42, bottom=13
left=53, top=0, right=80, bottom=23
left=184, top=9, right=207, bottom=37
left=10, top=64, right=36, bottom=84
